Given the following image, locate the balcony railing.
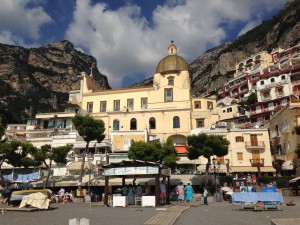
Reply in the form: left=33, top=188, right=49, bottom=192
left=245, top=141, right=265, bottom=148
left=250, top=158, right=264, bottom=167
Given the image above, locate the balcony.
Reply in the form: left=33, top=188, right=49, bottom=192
left=245, top=141, right=265, bottom=148
left=250, top=158, right=264, bottom=167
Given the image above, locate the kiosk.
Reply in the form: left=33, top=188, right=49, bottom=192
left=102, top=160, right=171, bottom=207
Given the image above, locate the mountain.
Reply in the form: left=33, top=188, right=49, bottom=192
left=130, top=0, right=300, bottom=96
left=0, top=40, right=110, bottom=123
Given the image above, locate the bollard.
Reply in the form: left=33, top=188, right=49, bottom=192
left=69, top=218, right=90, bottom=225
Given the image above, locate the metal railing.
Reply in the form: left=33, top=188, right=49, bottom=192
left=245, top=141, right=265, bottom=148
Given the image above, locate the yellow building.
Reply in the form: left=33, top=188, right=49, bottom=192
left=71, top=43, right=217, bottom=153
left=191, top=128, right=275, bottom=175
left=269, top=100, right=300, bottom=175
left=69, top=42, right=274, bottom=175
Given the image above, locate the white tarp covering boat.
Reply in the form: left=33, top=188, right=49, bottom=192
left=19, top=192, right=50, bottom=209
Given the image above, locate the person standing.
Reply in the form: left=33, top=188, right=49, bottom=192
left=160, top=179, right=167, bottom=205
left=145, top=182, right=151, bottom=194
left=203, top=187, right=208, bottom=205
left=184, top=182, right=195, bottom=206
left=58, top=187, right=65, bottom=203
left=176, top=182, right=185, bottom=206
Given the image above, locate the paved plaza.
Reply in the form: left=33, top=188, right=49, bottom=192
left=0, top=196, right=299, bottom=225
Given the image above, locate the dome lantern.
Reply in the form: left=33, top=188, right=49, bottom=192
left=156, top=41, right=189, bottom=74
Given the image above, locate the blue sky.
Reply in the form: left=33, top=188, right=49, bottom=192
left=0, top=0, right=286, bottom=88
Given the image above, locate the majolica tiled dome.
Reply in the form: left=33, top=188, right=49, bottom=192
left=156, top=42, right=189, bottom=74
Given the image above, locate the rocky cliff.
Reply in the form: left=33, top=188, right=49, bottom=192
left=191, top=0, right=300, bottom=96
left=0, top=40, right=110, bottom=123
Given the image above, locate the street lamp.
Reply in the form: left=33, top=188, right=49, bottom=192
left=211, top=158, right=220, bottom=189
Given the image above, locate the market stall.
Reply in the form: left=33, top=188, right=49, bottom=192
left=102, top=160, right=171, bottom=207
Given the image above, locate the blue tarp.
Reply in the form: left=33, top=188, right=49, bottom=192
left=3, top=172, right=39, bottom=182
left=232, top=192, right=284, bottom=204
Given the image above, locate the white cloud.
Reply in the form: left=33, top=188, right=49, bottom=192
left=66, top=0, right=285, bottom=88
left=238, top=21, right=260, bottom=37
left=0, top=0, right=52, bottom=45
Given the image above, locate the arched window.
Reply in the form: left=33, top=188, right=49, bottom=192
left=173, top=116, right=180, bottom=128
left=130, top=118, right=137, bottom=130
left=113, top=119, right=119, bottom=130
left=149, top=117, right=156, bottom=129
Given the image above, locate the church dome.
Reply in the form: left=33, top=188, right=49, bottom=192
left=156, top=42, right=189, bottom=74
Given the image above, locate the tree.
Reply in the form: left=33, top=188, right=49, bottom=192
left=72, top=114, right=105, bottom=189
left=187, top=133, right=230, bottom=172
left=0, top=141, right=38, bottom=182
left=0, top=117, right=5, bottom=139
left=128, top=138, right=179, bottom=167
left=33, top=144, right=73, bottom=188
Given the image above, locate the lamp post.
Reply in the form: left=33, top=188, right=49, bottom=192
left=211, top=157, right=221, bottom=201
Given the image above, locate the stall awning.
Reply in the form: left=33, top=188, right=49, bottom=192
left=67, top=162, right=95, bottom=171
left=281, top=160, right=294, bottom=170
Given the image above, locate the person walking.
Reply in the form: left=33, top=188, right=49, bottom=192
left=184, top=182, right=195, bottom=206
left=176, top=182, right=185, bottom=206
left=203, top=187, right=208, bottom=205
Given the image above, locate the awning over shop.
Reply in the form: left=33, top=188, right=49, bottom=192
left=230, top=166, right=275, bottom=173
left=67, top=162, right=95, bottom=171
left=197, top=164, right=227, bottom=173
left=281, top=160, right=294, bottom=170
left=72, top=141, right=110, bottom=149
left=177, top=156, right=201, bottom=164
left=175, top=146, right=188, bottom=154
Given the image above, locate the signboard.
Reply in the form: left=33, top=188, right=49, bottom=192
left=161, top=168, right=171, bottom=176
left=104, top=166, right=159, bottom=176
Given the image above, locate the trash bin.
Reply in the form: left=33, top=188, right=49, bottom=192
left=215, top=190, right=222, bottom=202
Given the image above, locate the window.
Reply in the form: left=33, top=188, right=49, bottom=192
left=277, top=87, right=283, bottom=96
left=196, top=119, right=204, bottom=128
left=237, top=152, right=243, bottom=160
left=194, top=101, right=201, bottom=109
left=270, top=78, right=275, bottom=83
left=165, top=88, right=173, bottom=102
left=114, top=100, right=120, bottom=111
left=124, top=139, right=132, bottom=150
left=227, top=107, right=232, bottom=113
left=113, top=119, right=119, bottom=130
left=149, top=117, right=156, bottom=129
left=127, top=99, right=134, bottom=109
left=100, top=101, right=107, bottom=112
left=236, top=136, right=244, bottom=142
left=141, top=98, right=148, bottom=109
left=168, top=76, right=174, bottom=86
left=216, top=156, right=224, bottom=164
left=260, top=80, right=264, bottom=85
left=207, top=101, right=213, bottom=110
left=173, top=116, right=180, bottom=128
left=130, top=118, right=137, bottom=130
left=87, top=102, right=93, bottom=113
left=281, top=75, right=286, bottom=80
left=262, top=91, right=270, bottom=99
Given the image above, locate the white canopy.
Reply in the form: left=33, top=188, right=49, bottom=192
left=281, top=160, right=294, bottom=170
left=289, top=176, right=300, bottom=184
